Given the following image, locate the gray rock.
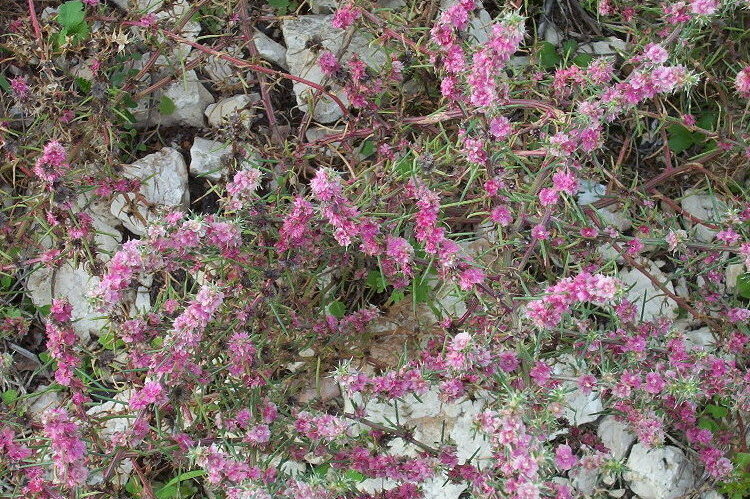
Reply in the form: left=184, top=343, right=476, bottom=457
left=618, top=259, right=678, bottom=321
left=684, top=326, right=715, bottom=349
left=134, top=70, right=214, bottom=128
left=726, top=263, right=745, bottom=292
left=624, top=444, right=696, bottom=499
left=26, top=385, right=62, bottom=418
left=253, top=30, right=288, bottom=69
left=110, top=148, right=189, bottom=235
left=680, top=191, right=726, bottom=242
left=440, top=0, right=492, bottom=44
left=597, top=416, right=635, bottom=460
left=26, top=262, right=104, bottom=341
left=204, top=94, right=257, bottom=128
left=281, top=15, right=387, bottom=123
left=190, top=137, right=230, bottom=181
left=578, top=180, right=607, bottom=206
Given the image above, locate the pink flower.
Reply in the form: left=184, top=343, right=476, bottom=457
left=42, top=409, right=88, bottom=488
left=34, top=141, right=69, bottom=184
left=529, top=361, right=552, bottom=386
left=10, top=76, right=29, bottom=98
left=531, top=224, right=549, bottom=240
left=458, top=267, right=485, bottom=290
left=555, top=444, right=578, bottom=470
left=318, top=51, right=340, bottom=76
left=226, top=168, right=262, bottom=210
left=331, top=4, right=361, bottom=29
left=489, top=116, right=512, bottom=139
left=735, top=66, right=750, bottom=98
left=577, top=374, right=597, bottom=395
left=643, top=43, right=668, bottom=65
left=129, top=381, right=166, bottom=410
left=689, top=0, right=717, bottom=15
left=491, top=205, right=513, bottom=226
left=539, top=188, right=559, bottom=207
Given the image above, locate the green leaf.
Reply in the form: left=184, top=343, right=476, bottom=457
left=572, top=53, right=594, bottom=68
left=328, top=300, right=346, bottom=318
left=695, top=111, right=716, bottom=130
left=737, top=273, right=750, bottom=299
left=98, top=331, right=124, bottom=350
left=561, top=39, right=578, bottom=59
left=735, top=452, right=750, bottom=467
left=413, top=278, right=430, bottom=304
left=389, top=289, right=405, bottom=303
left=359, top=139, right=376, bottom=159
left=158, top=96, right=177, bottom=115
left=154, top=486, right=177, bottom=499
left=0, top=75, right=10, bottom=92
left=2, top=389, right=19, bottom=405
left=0, top=274, right=12, bottom=290
left=705, top=404, right=729, bottom=419
left=539, top=42, right=561, bottom=69
left=3, top=307, right=23, bottom=318
left=268, top=0, right=290, bottom=14
left=698, top=416, right=719, bottom=432
left=57, top=1, right=85, bottom=29
left=37, top=304, right=51, bottom=316
left=366, top=270, right=387, bottom=293
left=667, top=124, right=696, bottom=154
left=313, top=463, right=330, bottom=477
left=155, top=470, right=205, bottom=498
left=344, top=469, right=365, bottom=482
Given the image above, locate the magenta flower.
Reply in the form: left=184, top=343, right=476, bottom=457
left=554, top=444, right=578, bottom=470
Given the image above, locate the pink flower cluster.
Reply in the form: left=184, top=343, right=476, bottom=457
left=331, top=3, right=361, bottom=29
left=526, top=272, right=619, bottom=328
left=225, top=167, right=262, bottom=210
left=294, top=411, right=347, bottom=441
left=45, top=299, right=82, bottom=390
left=42, top=408, right=88, bottom=488
left=33, top=141, right=69, bottom=184
left=310, top=168, right=363, bottom=247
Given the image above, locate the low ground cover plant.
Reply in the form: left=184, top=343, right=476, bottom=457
left=1, top=0, right=750, bottom=497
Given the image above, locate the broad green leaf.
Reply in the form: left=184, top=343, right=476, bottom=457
left=737, top=273, right=750, bottom=299
left=2, top=389, right=19, bottom=405
left=572, top=53, right=594, bottom=68
left=705, top=404, right=729, bottom=419
left=1, top=275, right=12, bottom=289
left=698, top=416, right=719, bottom=432
left=268, top=0, right=290, bottom=14
left=667, top=124, right=696, bottom=154
left=344, top=469, right=365, bottom=482
left=57, top=1, right=85, bottom=29
left=158, top=96, right=177, bottom=115
left=539, top=42, right=561, bottom=69
left=328, top=300, right=346, bottom=318
left=359, top=139, right=376, bottom=159
left=366, top=270, right=387, bottom=293
left=0, top=75, right=10, bottom=92
left=561, top=39, right=578, bottom=59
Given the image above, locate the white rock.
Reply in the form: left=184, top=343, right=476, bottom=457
left=190, top=137, right=229, bottom=181
left=619, top=259, right=678, bottom=321
left=596, top=207, right=632, bottom=232
left=554, top=356, right=603, bottom=426
left=26, top=385, right=62, bottom=418
left=110, top=147, right=189, bottom=235
left=74, top=193, right=123, bottom=260
left=570, top=467, right=599, bottom=496
left=134, top=70, right=214, bottom=128
left=282, top=15, right=387, bottom=123
left=684, top=326, right=715, bottom=349
left=26, top=262, right=104, bottom=341
left=254, top=30, right=289, bottom=70
left=578, top=180, right=606, bottom=206
left=726, top=263, right=745, bottom=292
left=204, top=94, right=257, bottom=128
left=86, top=397, right=132, bottom=438
left=111, top=0, right=164, bottom=11
left=580, top=37, right=628, bottom=56
left=423, top=475, right=467, bottom=498
left=597, top=416, right=635, bottom=460
left=309, top=0, right=405, bottom=14
left=624, top=444, right=696, bottom=499
left=680, top=191, right=726, bottom=243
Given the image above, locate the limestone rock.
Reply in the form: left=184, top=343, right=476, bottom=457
left=204, top=94, right=258, bottom=128
left=680, top=191, right=726, bottom=243
left=618, top=259, right=678, bottom=321
left=597, top=416, right=635, bottom=460
left=624, top=444, right=696, bottom=499
left=282, top=15, right=387, bottom=123
left=190, top=137, right=230, bottom=181
left=110, top=147, right=189, bottom=235
left=26, top=262, right=104, bottom=341
left=134, top=70, right=214, bottom=128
